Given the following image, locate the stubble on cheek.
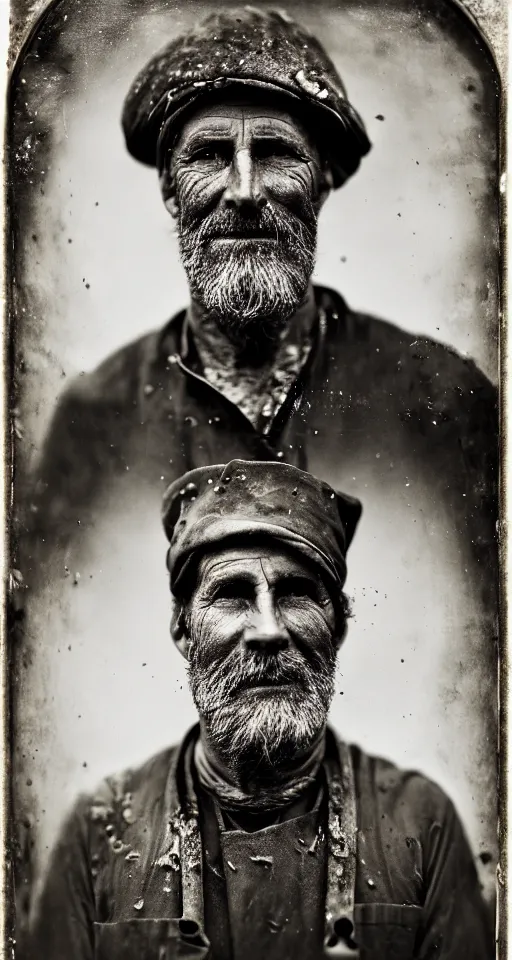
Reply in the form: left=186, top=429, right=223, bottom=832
left=174, top=164, right=224, bottom=229
left=186, top=597, right=247, bottom=707
left=264, top=159, right=319, bottom=218
left=278, top=598, right=336, bottom=665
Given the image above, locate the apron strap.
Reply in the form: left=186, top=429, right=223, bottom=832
left=180, top=732, right=206, bottom=929
left=323, top=736, right=359, bottom=957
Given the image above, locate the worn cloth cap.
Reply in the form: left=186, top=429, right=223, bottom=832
left=122, top=7, right=371, bottom=189
left=162, top=460, right=362, bottom=598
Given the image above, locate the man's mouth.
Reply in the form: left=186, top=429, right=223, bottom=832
left=236, top=685, right=294, bottom=700
left=234, top=677, right=298, bottom=695
left=209, top=233, right=276, bottom=242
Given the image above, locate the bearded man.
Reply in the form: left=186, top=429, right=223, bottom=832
left=22, top=7, right=496, bottom=584
left=28, top=460, right=492, bottom=960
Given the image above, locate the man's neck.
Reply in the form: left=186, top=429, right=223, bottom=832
left=195, top=723, right=327, bottom=813
left=187, top=286, right=317, bottom=371
left=186, top=288, right=317, bottom=429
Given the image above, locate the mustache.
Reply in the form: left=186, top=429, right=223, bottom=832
left=232, top=650, right=311, bottom=691
left=201, top=210, right=276, bottom=240
left=189, top=640, right=334, bottom=712
left=181, top=200, right=316, bottom=250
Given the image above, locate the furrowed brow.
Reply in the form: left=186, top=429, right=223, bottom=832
left=201, top=567, right=257, bottom=592
left=251, top=118, right=308, bottom=140
left=179, top=124, right=233, bottom=148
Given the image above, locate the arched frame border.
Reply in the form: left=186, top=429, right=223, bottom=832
left=2, top=1, right=508, bottom=958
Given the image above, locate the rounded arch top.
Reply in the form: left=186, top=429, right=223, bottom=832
left=7, top=0, right=505, bottom=86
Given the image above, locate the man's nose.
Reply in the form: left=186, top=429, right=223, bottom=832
left=243, top=601, right=289, bottom=653
left=224, top=147, right=266, bottom=211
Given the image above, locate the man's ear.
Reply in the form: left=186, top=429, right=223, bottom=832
left=164, top=195, right=179, bottom=219
left=170, top=601, right=190, bottom=659
left=159, top=169, right=179, bottom=219
left=333, top=618, right=349, bottom=651
left=316, top=165, right=333, bottom=212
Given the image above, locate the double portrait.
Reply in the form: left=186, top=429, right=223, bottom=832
left=7, top=0, right=502, bottom=957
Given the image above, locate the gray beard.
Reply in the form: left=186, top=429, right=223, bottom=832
left=178, top=204, right=317, bottom=348
left=188, top=644, right=335, bottom=782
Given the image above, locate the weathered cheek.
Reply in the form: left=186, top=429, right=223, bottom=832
left=264, top=164, right=318, bottom=208
left=281, top=602, right=334, bottom=646
left=176, top=168, right=227, bottom=210
left=192, top=605, right=243, bottom=655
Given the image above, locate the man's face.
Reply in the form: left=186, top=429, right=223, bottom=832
left=169, top=98, right=328, bottom=346
left=183, top=543, right=338, bottom=777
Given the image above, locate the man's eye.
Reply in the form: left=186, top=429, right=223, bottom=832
left=278, top=577, right=319, bottom=602
left=254, top=142, right=303, bottom=162
left=212, top=581, right=252, bottom=602
left=189, top=145, right=231, bottom=163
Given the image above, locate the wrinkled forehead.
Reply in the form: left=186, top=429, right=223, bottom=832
left=174, top=92, right=318, bottom=149
left=194, top=541, right=327, bottom=588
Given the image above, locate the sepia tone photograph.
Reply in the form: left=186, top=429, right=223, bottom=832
left=5, top=0, right=503, bottom=957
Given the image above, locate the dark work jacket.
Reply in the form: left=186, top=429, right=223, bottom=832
left=28, top=726, right=493, bottom=960
left=20, top=286, right=497, bottom=590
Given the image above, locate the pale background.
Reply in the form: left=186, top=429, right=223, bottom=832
left=11, top=0, right=500, bottom=902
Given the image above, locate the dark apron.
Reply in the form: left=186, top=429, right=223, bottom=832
left=93, top=730, right=421, bottom=959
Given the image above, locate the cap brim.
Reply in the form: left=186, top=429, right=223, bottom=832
left=170, top=515, right=346, bottom=597
left=124, top=76, right=371, bottom=188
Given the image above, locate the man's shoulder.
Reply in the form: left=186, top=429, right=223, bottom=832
left=61, top=743, right=180, bottom=843
left=55, top=314, right=183, bottom=412
left=348, top=741, right=455, bottom=829
left=87, top=742, right=180, bottom=814
left=59, top=334, right=157, bottom=410
left=320, top=286, right=495, bottom=394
